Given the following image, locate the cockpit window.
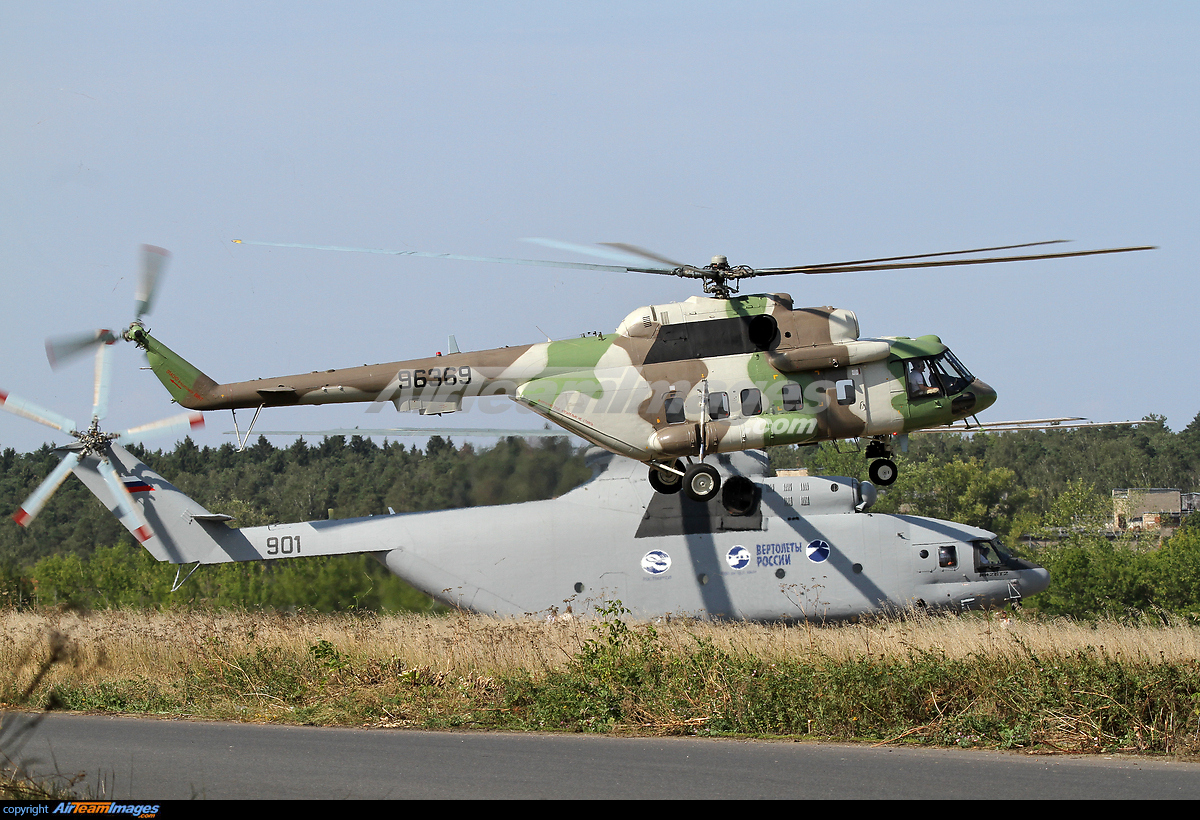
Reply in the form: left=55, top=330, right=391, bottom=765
left=934, top=350, right=974, bottom=395
left=973, top=538, right=1023, bottom=572
left=906, top=359, right=942, bottom=399
left=905, top=350, right=974, bottom=399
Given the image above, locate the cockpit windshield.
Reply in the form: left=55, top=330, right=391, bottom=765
left=905, top=350, right=975, bottom=399
left=973, top=538, right=1026, bottom=572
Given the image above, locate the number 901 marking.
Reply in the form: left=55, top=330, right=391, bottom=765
left=266, top=536, right=300, bottom=555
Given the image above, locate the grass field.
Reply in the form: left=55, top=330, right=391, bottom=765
left=3, top=606, right=1200, bottom=763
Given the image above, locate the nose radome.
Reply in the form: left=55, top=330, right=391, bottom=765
left=1022, top=566, right=1051, bottom=596
left=971, top=379, right=997, bottom=413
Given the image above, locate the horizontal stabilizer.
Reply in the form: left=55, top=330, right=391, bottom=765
left=70, top=444, right=413, bottom=567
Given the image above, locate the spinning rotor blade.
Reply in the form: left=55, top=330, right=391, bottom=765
left=115, top=411, right=204, bottom=447
left=97, top=454, right=154, bottom=543
left=91, top=342, right=113, bottom=422
left=755, top=244, right=1156, bottom=276
left=134, top=244, right=170, bottom=321
left=780, top=240, right=1070, bottom=271
left=598, top=243, right=689, bottom=268
left=522, top=238, right=660, bottom=266
left=231, top=240, right=673, bottom=274
left=233, top=237, right=1154, bottom=293
left=12, top=451, right=83, bottom=528
left=45, top=329, right=118, bottom=370
left=0, top=389, right=78, bottom=434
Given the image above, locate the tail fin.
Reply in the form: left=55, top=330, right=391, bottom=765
left=70, top=444, right=398, bottom=568
left=126, top=327, right=218, bottom=409
left=70, top=445, right=234, bottom=565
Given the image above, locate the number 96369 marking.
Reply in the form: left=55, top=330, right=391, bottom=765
left=396, top=366, right=472, bottom=389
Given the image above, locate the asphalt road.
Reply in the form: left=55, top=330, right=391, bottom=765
left=7, top=713, right=1200, bottom=800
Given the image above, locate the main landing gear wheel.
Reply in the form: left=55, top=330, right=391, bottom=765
left=869, top=458, right=898, bottom=486
left=648, top=461, right=684, bottom=494
left=683, top=463, right=721, bottom=503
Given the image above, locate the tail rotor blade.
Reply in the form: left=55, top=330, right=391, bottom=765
left=12, top=451, right=83, bottom=527
left=116, top=411, right=204, bottom=447
left=45, top=329, right=117, bottom=370
left=0, top=389, right=78, bottom=434
left=98, top=455, right=154, bottom=543
left=134, top=245, right=170, bottom=321
left=91, top=342, right=114, bottom=422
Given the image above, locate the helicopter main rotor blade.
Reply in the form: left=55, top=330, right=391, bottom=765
left=522, top=238, right=660, bottom=266
left=754, top=245, right=1156, bottom=276
left=0, top=389, right=78, bottom=434
left=221, top=426, right=582, bottom=438
left=597, top=243, right=689, bottom=268
left=231, top=240, right=673, bottom=275
left=787, top=240, right=1071, bottom=271
left=115, top=411, right=204, bottom=447
left=12, top=450, right=84, bottom=527
left=45, top=328, right=119, bottom=370
left=91, top=342, right=114, bottom=422
left=98, top=453, right=154, bottom=543
left=134, top=244, right=170, bottom=321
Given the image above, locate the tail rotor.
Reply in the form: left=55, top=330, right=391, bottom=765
left=45, top=244, right=170, bottom=370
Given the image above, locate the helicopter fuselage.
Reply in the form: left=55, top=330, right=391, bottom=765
left=135, top=292, right=996, bottom=464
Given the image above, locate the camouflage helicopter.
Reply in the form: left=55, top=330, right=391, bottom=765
left=44, top=239, right=1151, bottom=505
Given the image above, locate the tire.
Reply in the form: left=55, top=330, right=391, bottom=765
left=648, top=462, right=684, bottom=494
left=684, top=463, right=721, bottom=503
left=869, top=458, right=898, bottom=486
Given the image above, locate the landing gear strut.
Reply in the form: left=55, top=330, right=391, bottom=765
left=866, top=436, right=899, bottom=486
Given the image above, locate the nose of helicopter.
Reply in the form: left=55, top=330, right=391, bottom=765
left=1021, top=566, right=1051, bottom=596
left=970, top=379, right=997, bottom=413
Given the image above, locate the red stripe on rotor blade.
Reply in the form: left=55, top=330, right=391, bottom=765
left=0, top=390, right=8, bottom=404
left=133, top=526, right=153, bottom=543
left=189, top=413, right=204, bottom=429
left=12, top=508, right=30, bottom=527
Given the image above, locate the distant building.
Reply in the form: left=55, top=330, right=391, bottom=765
left=1112, top=488, right=1184, bottom=531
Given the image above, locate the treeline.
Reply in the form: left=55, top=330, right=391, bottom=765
left=1, top=414, right=1199, bottom=617
left=0, top=434, right=589, bottom=612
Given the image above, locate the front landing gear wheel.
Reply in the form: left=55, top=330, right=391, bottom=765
left=683, top=463, right=721, bottom=502
left=869, top=458, right=898, bottom=486
left=648, top=461, right=684, bottom=494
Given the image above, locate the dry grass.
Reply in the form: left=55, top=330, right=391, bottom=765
left=3, top=607, right=1199, bottom=691
left=4, top=607, right=1200, bottom=756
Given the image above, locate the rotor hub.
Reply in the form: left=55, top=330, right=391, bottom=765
left=72, top=418, right=118, bottom=458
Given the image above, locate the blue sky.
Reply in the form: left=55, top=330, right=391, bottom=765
left=2, top=2, right=1196, bottom=454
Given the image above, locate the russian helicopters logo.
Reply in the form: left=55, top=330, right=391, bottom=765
left=726, top=546, right=750, bottom=570
left=641, top=549, right=671, bottom=575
